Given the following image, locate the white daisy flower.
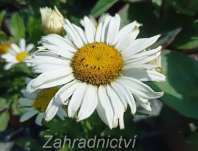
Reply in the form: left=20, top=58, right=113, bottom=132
left=40, top=6, right=64, bottom=34
left=2, top=38, right=34, bottom=70
left=27, top=14, right=165, bottom=129
left=19, top=87, right=66, bottom=126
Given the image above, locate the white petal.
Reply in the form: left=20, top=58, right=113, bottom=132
left=57, top=107, right=67, bottom=120
left=45, top=81, right=78, bottom=121
left=29, top=54, right=70, bottom=73
left=124, top=63, right=157, bottom=70
left=106, top=14, right=120, bottom=45
left=122, top=35, right=160, bottom=58
left=106, top=85, right=125, bottom=129
left=27, top=69, right=73, bottom=92
left=64, top=35, right=77, bottom=49
left=45, top=98, right=59, bottom=121
left=41, top=34, right=76, bottom=53
left=95, top=21, right=103, bottom=42
left=2, top=53, right=18, bottom=69
left=4, top=63, right=15, bottom=70
left=21, top=89, right=37, bottom=99
left=80, top=16, right=96, bottom=43
left=32, top=63, right=69, bottom=74
left=77, top=85, right=98, bottom=121
left=26, top=44, right=34, bottom=51
left=2, top=53, right=16, bottom=62
left=19, top=39, right=26, bottom=50
left=116, top=21, right=140, bottom=51
left=135, top=97, right=152, bottom=111
left=11, top=43, right=21, bottom=53
left=124, top=49, right=162, bottom=71
left=35, top=113, right=44, bottom=126
left=20, top=109, right=38, bottom=122
left=58, top=80, right=79, bottom=104
left=64, top=19, right=84, bottom=48
left=68, top=83, right=87, bottom=118
left=112, top=82, right=136, bottom=114
left=110, top=84, right=127, bottom=110
left=44, top=83, right=72, bottom=122
left=119, top=76, right=163, bottom=99
left=123, top=68, right=165, bottom=82
left=96, top=105, right=109, bottom=127
left=29, top=54, right=69, bottom=66
left=97, top=85, right=114, bottom=129
left=132, top=52, right=161, bottom=65
left=19, top=98, right=33, bottom=106
left=72, top=24, right=88, bottom=44
left=126, top=46, right=161, bottom=61
left=39, top=44, right=74, bottom=59
left=100, top=15, right=111, bottom=42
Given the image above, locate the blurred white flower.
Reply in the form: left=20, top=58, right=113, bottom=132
left=40, top=6, right=64, bottom=34
left=27, top=14, right=165, bottom=129
left=2, top=38, right=34, bottom=70
left=19, top=87, right=66, bottom=126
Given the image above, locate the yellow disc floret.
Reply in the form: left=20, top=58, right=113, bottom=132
left=0, top=43, right=11, bottom=55
left=33, top=87, right=58, bottom=112
left=71, top=42, right=123, bottom=85
left=16, top=51, right=29, bottom=62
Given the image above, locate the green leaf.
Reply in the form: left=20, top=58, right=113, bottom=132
left=91, top=0, right=119, bottom=17
left=118, top=4, right=130, bottom=26
left=10, top=13, right=25, bottom=40
left=187, top=131, right=198, bottom=150
left=0, top=142, right=13, bottom=151
left=152, top=0, right=162, bottom=6
left=127, top=2, right=159, bottom=36
left=58, top=145, right=71, bottom=151
left=0, top=10, right=6, bottom=26
left=27, top=16, right=43, bottom=42
left=167, top=0, right=198, bottom=16
left=0, top=30, right=7, bottom=41
left=173, top=20, right=198, bottom=51
left=0, top=97, right=9, bottom=110
left=151, top=28, right=182, bottom=48
left=15, top=137, right=43, bottom=151
left=153, top=51, right=198, bottom=119
left=0, top=111, right=10, bottom=132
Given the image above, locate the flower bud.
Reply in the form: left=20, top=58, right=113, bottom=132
left=40, top=6, right=64, bottom=34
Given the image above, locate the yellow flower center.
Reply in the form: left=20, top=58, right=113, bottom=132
left=33, top=87, right=58, bottom=112
left=0, top=43, right=11, bottom=55
left=16, top=51, right=29, bottom=62
left=71, top=42, right=123, bottom=85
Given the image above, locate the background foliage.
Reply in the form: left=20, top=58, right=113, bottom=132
left=0, top=0, right=198, bottom=151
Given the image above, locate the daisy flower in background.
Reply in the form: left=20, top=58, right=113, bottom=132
left=40, top=6, right=64, bottom=34
left=0, top=42, right=11, bottom=55
left=19, top=87, right=66, bottom=126
left=27, top=14, right=165, bottom=129
left=2, top=38, right=34, bottom=70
